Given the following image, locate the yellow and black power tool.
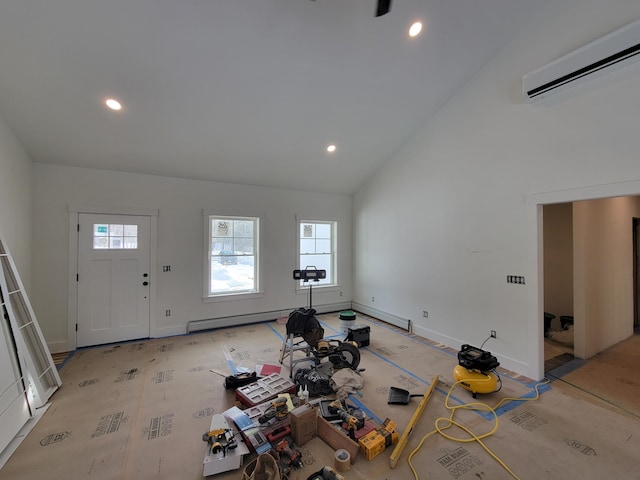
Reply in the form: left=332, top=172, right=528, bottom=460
left=202, top=428, right=238, bottom=457
left=257, top=397, right=289, bottom=425
left=327, top=399, right=365, bottom=440
left=453, top=344, right=501, bottom=398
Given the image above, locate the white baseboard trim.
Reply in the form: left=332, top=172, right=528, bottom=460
left=154, top=325, right=188, bottom=338
left=351, top=303, right=411, bottom=331
left=47, top=340, right=73, bottom=354
left=412, top=324, right=531, bottom=378
left=186, top=302, right=352, bottom=334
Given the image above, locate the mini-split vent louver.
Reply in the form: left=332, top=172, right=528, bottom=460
left=523, top=19, right=640, bottom=103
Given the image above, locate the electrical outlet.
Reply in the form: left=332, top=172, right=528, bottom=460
left=490, top=330, right=497, bottom=338
left=339, top=291, right=343, bottom=297
left=371, top=296, right=375, bottom=303
left=165, top=310, right=171, bottom=316
left=422, top=310, right=428, bottom=318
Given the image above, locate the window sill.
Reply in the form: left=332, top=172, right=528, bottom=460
left=203, top=291, right=264, bottom=303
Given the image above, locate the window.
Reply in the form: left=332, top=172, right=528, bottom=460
left=93, top=224, right=138, bottom=249
left=298, top=221, right=336, bottom=287
left=206, top=216, right=259, bottom=297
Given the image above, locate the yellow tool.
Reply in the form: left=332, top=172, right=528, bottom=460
left=454, top=344, right=501, bottom=398
left=327, top=399, right=364, bottom=440
left=202, top=428, right=237, bottom=456
left=389, top=375, right=439, bottom=468
left=258, top=396, right=289, bottom=424
left=453, top=365, right=499, bottom=397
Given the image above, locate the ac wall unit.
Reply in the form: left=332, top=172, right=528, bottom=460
left=523, top=19, right=640, bottom=103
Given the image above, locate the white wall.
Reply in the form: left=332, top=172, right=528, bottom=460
left=353, top=0, right=640, bottom=378
left=0, top=116, right=33, bottom=285
left=32, top=164, right=352, bottom=351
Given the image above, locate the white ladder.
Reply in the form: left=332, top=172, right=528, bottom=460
left=0, top=234, right=61, bottom=410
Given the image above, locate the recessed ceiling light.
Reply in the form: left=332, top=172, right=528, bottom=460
left=326, top=144, right=336, bottom=153
left=105, top=98, right=122, bottom=111
left=409, top=21, right=423, bottom=37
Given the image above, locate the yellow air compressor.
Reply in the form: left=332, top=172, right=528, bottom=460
left=454, top=344, right=501, bottom=398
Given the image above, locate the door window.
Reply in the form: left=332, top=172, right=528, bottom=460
left=93, top=224, right=138, bottom=249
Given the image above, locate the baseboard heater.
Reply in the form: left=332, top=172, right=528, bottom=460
left=351, top=302, right=411, bottom=332
left=186, top=301, right=352, bottom=334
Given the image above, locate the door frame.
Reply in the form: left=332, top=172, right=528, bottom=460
left=526, top=179, right=640, bottom=380
left=634, top=217, right=640, bottom=331
left=67, top=206, right=158, bottom=351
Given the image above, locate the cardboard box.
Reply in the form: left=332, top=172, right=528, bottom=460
left=317, top=416, right=359, bottom=464
left=357, top=418, right=398, bottom=460
left=289, top=403, right=317, bottom=446
left=358, top=429, right=386, bottom=460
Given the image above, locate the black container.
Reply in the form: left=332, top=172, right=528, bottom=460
left=346, top=324, right=370, bottom=347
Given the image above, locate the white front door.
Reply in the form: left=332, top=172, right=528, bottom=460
left=77, top=213, right=151, bottom=347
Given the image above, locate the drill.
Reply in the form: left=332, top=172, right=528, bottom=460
left=327, top=399, right=364, bottom=440
left=275, top=438, right=303, bottom=471
left=202, top=428, right=237, bottom=456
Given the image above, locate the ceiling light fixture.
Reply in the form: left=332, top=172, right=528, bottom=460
left=326, top=144, right=336, bottom=153
left=105, top=98, right=122, bottom=111
left=409, top=21, right=423, bottom=37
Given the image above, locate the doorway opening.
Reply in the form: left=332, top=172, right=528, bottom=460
left=542, top=203, right=574, bottom=373
left=529, top=180, right=640, bottom=380
left=633, top=217, right=640, bottom=334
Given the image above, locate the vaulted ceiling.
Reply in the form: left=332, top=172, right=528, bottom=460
left=0, top=0, right=549, bottom=194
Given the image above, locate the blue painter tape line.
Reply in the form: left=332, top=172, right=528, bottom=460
left=347, top=394, right=383, bottom=425
left=266, top=322, right=285, bottom=340
left=319, top=321, right=343, bottom=336
left=364, top=347, right=430, bottom=385
left=56, top=351, right=76, bottom=371
left=493, top=383, right=553, bottom=417
left=227, top=359, right=237, bottom=375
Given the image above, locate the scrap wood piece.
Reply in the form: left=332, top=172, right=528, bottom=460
left=389, top=374, right=440, bottom=468
left=317, top=416, right=359, bottom=463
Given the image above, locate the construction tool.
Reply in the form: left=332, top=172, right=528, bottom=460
left=327, top=399, right=365, bottom=440
left=389, top=374, right=439, bottom=468
left=202, top=428, right=238, bottom=457
left=387, top=386, right=424, bottom=405
left=275, top=438, right=303, bottom=472
left=453, top=344, right=501, bottom=397
left=209, top=368, right=260, bottom=390
left=257, top=397, right=289, bottom=424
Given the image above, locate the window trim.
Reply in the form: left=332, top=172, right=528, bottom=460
left=295, top=217, right=338, bottom=292
left=203, top=213, right=262, bottom=301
